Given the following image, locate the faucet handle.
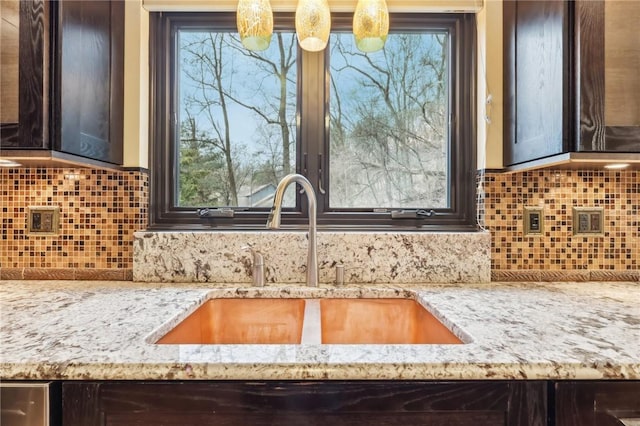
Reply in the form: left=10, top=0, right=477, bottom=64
left=335, top=263, right=345, bottom=286
left=241, top=244, right=263, bottom=265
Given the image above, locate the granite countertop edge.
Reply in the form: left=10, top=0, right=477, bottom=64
left=2, top=362, right=639, bottom=381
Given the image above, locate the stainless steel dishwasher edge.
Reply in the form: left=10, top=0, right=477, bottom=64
left=0, top=382, right=61, bottom=426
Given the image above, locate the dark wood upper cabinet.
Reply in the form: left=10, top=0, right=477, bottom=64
left=504, top=0, right=640, bottom=167
left=53, top=0, right=124, bottom=164
left=503, top=0, right=570, bottom=167
left=0, top=0, right=48, bottom=149
left=575, top=0, right=640, bottom=152
left=0, top=0, right=124, bottom=165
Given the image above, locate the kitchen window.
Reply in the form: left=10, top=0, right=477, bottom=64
left=149, top=12, right=476, bottom=230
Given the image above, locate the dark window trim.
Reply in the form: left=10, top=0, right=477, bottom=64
left=148, top=12, right=477, bottom=231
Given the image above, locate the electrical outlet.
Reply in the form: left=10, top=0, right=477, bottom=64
left=523, top=206, right=544, bottom=236
left=28, top=206, right=60, bottom=235
left=572, top=207, right=604, bottom=236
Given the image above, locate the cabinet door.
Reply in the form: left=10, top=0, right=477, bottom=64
left=54, top=0, right=124, bottom=164
left=0, top=0, right=48, bottom=149
left=556, top=381, right=640, bottom=425
left=503, top=0, right=570, bottom=166
left=575, top=0, right=640, bottom=152
left=63, top=381, right=546, bottom=426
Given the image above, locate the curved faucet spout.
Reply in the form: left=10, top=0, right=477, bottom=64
left=266, top=174, right=318, bottom=287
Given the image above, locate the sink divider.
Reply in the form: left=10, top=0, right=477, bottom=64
left=300, top=299, right=322, bottom=344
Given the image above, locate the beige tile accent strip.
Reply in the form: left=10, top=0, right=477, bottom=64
left=0, top=268, right=132, bottom=281
left=589, top=270, right=639, bottom=282
left=538, top=270, right=591, bottom=282
left=0, top=268, right=24, bottom=280
left=75, top=269, right=128, bottom=281
left=23, top=268, right=75, bottom=280
left=492, top=270, right=639, bottom=282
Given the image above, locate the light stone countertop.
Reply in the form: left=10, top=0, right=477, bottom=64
left=0, top=280, right=638, bottom=381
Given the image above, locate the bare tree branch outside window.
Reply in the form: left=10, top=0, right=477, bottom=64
left=329, top=33, right=450, bottom=209
left=176, top=31, right=297, bottom=208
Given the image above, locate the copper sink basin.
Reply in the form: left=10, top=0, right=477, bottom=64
left=157, top=298, right=306, bottom=344
left=155, top=297, right=463, bottom=345
left=320, top=298, right=462, bottom=344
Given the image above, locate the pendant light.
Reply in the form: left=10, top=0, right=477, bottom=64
left=237, top=0, right=274, bottom=51
left=353, top=0, right=389, bottom=53
left=295, top=0, right=331, bottom=52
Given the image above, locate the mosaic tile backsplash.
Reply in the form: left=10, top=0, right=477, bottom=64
left=480, top=169, right=638, bottom=280
left=0, top=168, right=148, bottom=279
left=1, top=167, right=637, bottom=281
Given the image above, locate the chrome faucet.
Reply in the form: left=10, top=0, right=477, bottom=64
left=266, top=174, right=318, bottom=287
left=242, top=244, right=265, bottom=287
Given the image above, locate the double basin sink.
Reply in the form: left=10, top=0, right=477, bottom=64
left=155, top=298, right=463, bottom=345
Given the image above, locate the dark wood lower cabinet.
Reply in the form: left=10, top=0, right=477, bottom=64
left=61, top=380, right=640, bottom=425
left=62, top=381, right=547, bottom=426
left=555, top=381, right=640, bottom=426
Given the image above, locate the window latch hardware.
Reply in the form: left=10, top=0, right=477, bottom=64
left=391, top=209, right=436, bottom=219
left=318, top=154, right=326, bottom=195
left=197, top=208, right=235, bottom=218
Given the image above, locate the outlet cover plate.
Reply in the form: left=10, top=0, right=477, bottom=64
left=27, top=206, right=60, bottom=235
left=572, top=207, right=604, bottom=236
left=523, top=206, right=544, bottom=236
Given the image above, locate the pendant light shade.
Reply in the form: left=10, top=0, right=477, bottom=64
left=237, top=0, right=273, bottom=51
left=353, top=0, right=389, bottom=53
left=295, top=0, right=331, bottom=52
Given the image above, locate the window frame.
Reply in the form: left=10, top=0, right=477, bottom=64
left=149, top=12, right=477, bottom=231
